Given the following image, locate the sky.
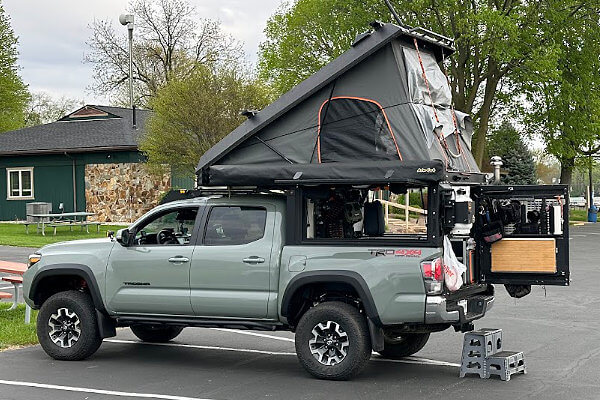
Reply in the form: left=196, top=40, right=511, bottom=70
left=3, top=0, right=283, bottom=105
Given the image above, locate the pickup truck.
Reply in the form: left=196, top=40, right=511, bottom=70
left=23, top=186, right=566, bottom=380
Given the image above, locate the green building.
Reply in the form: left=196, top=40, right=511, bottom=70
left=0, top=105, right=190, bottom=223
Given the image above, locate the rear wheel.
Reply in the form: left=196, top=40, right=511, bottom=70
left=130, top=325, right=184, bottom=343
left=377, top=332, right=430, bottom=359
left=37, top=290, right=102, bottom=361
left=295, top=301, right=371, bottom=380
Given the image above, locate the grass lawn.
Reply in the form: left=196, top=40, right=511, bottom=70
left=0, top=303, right=38, bottom=351
left=0, top=223, right=127, bottom=248
left=570, top=209, right=587, bottom=222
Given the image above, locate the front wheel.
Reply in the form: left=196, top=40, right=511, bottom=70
left=377, top=332, right=430, bottom=359
left=295, top=301, right=371, bottom=380
left=37, top=290, right=103, bottom=361
left=130, top=325, right=184, bottom=343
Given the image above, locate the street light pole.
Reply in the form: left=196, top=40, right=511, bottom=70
left=119, top=14, right=134, bottom=109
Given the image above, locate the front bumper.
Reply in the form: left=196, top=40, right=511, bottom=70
left=425, top=289, right=494, bottom=324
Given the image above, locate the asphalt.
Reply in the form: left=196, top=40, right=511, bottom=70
left=0, top=224, right=598, bottom=400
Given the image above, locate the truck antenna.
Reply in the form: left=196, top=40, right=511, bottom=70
left=383, top=0, right=407, bottom=28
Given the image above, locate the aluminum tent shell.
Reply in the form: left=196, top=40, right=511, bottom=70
left=196, top=23, right=478, bottom=187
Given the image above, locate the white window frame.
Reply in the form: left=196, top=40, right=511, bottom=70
left=6, top=167, right=34, bottom=200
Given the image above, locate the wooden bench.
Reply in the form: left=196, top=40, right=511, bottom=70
left=2, top=276, right=23, bottom=285
left=1, top=275, right=23, bottom=311
left=0, top=291, right=12, bottom=300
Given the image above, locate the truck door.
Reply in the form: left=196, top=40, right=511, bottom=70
left=105, top=206, right=201, bottom=315
left=472, top=185, right=569, bottom=287
left=190, top=203, right=275, bottom=318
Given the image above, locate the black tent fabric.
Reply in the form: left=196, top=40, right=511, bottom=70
left=205, top=160, right=445, bottom=187
left=196, top=23, right=480, bottom=187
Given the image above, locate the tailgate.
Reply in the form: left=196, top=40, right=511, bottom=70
left=472, top=185, right=569, bottom=286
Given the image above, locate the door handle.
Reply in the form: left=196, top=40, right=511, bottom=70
left=168, top=256, right=189, bottom=264
left=243, top=256, right=265, bottom=264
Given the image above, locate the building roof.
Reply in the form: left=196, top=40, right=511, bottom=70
left=0, top=105, right=151, bottom=156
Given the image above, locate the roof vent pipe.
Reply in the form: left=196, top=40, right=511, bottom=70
left=132, top=105, right=137, bottom=129
left=490, top=156, right=503, bottom=183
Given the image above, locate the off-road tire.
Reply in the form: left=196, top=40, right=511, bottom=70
left=295, top=301, right=371, bottom=380
left=37, top=290, right=102, bottom=361
left=377, top=332, right=430, bottom=359
left=130, top=325, right=184, bottom=343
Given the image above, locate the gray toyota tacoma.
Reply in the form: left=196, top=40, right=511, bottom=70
left=23, top=182, right=569, bottom=380
left=23, top=22, right=569, bottom=380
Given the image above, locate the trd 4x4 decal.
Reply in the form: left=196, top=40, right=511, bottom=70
left=368, top=249, right=422, bottom=257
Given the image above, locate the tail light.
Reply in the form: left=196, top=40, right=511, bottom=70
left=421, top=257, right=444, bottom=294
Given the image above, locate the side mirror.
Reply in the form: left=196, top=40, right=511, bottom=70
left=116, top=228, right=132, bottom=247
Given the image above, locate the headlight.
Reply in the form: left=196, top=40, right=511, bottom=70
left=28, top=253, right=41, bottom=268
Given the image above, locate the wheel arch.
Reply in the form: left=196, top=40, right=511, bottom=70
left=280, top=271, right=382, bottom=327
left=29, top=263, right=106, bottom=314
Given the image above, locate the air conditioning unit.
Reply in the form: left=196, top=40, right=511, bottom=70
left=26, top=202, right=52, bottom=222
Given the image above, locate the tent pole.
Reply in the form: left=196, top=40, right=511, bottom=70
left=255, top=136, right=294, bottom=164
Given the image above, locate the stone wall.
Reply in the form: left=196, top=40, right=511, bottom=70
left=85, top=163, right=170, bottom=223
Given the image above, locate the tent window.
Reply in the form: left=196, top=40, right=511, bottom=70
left=317, top=97, right=401, bottom=163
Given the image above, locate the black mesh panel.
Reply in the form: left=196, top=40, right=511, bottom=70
left=318, top=98, right=400, bottom=163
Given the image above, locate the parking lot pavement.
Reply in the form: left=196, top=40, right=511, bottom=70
left=0, top=224, right=599, bottom=399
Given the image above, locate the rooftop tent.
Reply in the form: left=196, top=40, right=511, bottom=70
left=196, top=23, right=479, bottom=186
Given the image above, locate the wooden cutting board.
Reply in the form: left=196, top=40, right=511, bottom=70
left=491, top=238, right=556, bottom=273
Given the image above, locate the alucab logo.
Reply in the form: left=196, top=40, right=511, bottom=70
left=417, top=168, right=436, bottom=173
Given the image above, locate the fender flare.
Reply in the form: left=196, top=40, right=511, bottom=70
left=280, top=270, right=382, bottom=327
left=29, top=263, right=107, bottom=314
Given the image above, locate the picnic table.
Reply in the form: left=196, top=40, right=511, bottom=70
left=25, top=212, right=99, bottom=236
left=0, top=261, right=31, bottom=323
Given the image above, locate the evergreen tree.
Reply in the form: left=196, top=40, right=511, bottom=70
left=0, top=1, right=29, bottom=132
left=488, top=122, right=536, bottom=185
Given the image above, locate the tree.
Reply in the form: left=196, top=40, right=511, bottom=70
left=532, top=150, right=560, bottom=185
left=85, top=0, right=243, bottom=106
left=25, top=92, right=83, bottom=126
left=488, top=122, right=536, bottom=185
left=520, top=1, right=600, bottom=185
left=0, top=1, right=29, bottom=132
left=258, top=0, right=594, bottom=167
left=140, top=65, right=272, bottom=178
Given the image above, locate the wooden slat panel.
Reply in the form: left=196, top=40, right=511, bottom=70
left=491, top=239, right=556, bottom=273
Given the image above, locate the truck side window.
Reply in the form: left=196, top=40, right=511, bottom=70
left=134, top=207, right=198, bottom=245
left=204, top=206, right=267, bottom=246
left=304, top=186, right=428, bottom=240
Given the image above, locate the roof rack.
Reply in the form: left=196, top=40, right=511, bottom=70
left=407, top=26, right=455, bottom=51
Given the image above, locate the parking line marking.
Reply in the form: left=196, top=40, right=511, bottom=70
left=104, top=339, right=459, bottom=368
left=105, top=338, right=296, bottom=356
left=211, top=328, right=460, bottom=367
left=0, top=379, right=214, bottom=400
left=212, top=328, right=295, bottom=343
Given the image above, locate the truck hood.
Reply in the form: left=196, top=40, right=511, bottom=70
left=38, top=238, right=114, bottom=255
